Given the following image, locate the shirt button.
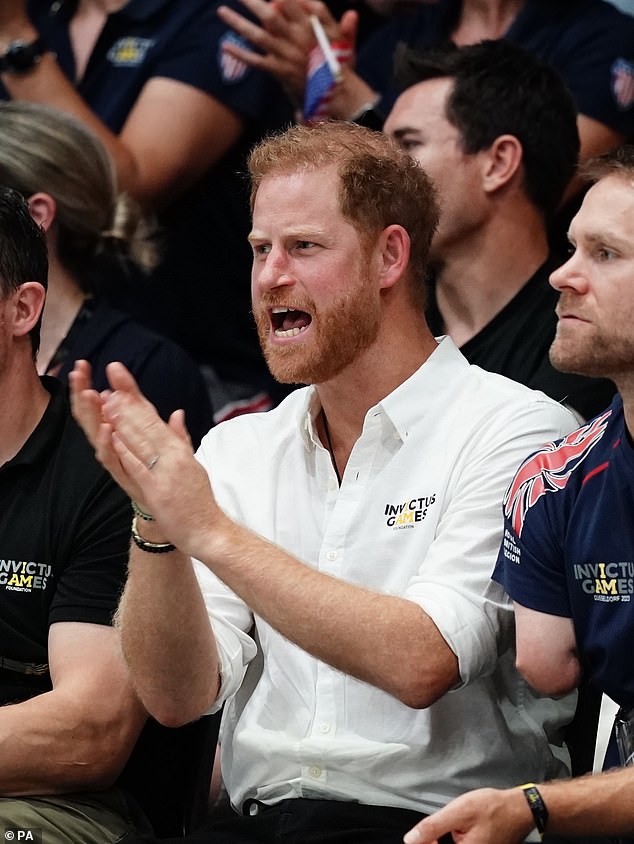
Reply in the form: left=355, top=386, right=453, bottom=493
left=318, top=722, right=331, bottom=734
left=326, top=550, right=338, bottom=562
left=309, top=765, right=322, bottom=778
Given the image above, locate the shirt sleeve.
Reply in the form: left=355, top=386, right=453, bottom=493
left=405, top=397, right=577, bottom=686
left=151, top=0, right=289, bottom=123
left=537, top=9, right=634, bottom=136
left=48, top=471, right=131, bottom=627
left=492, top=451, right=573, bottom=619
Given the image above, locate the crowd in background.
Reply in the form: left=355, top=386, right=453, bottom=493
left=0, top=0, right=634, bottom=841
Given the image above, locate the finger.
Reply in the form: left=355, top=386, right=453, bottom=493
left=231, top=0, right=287, bottom=29
left=221, top=39, right=282, bottom=73
left=276, top=0, right=311, bottom=23
left=305, top=0, right=338, bottom=27
left=403, top=822, right=439, bottom=844
left=168, top=409, right=194, bottom=449
left=102, top=391, right=171, bottom=471
left=69, top=358, right=93, bottom=393
left=69, top=362, right=106, bottom=447
left=339, top=9, right=359, bottom=46
left=218, top=10, right=276, bottom=52
left=105, top=360, right=145, bottom=397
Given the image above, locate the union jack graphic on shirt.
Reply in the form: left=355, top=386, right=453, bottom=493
left=612, top=58, right=634, bottom=111
left=504, top=409, right=612, bottom=537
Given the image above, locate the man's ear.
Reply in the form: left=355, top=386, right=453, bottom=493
left=376, top=224, right=411, bottom=291
left=481, top=134, right=523, bottom=194
left=26, top=192, right=57, bottom=233
left=11, top=282, right=47, bottom=339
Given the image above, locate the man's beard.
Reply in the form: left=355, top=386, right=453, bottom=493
left=253, top=265, right=381, bottom=385
left=550, top=317, right=634, bottom=380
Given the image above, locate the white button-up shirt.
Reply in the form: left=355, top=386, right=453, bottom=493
left=194, top=338, right=578, bottom=814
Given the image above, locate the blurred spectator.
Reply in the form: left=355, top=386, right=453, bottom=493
left=384, top=40, right=616, bottom=421
left=218, top=0, right=634, bottom=188
left=0, top=100, right=214, bottom=447
left=0, top=186, right=148, bottom=843
left=0, top=0, right=295, bottom=420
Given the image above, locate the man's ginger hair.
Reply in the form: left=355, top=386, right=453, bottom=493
left=248, top=121, right=439, bottom=303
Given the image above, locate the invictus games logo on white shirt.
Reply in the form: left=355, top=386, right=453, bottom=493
left=0, top=559, right=51, bottom=592
left=384, top=495, right=436, bottom=529
left=107, top=38, right=155, bottom=67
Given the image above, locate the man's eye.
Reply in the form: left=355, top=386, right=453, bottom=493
left=296, top=241, right=316, bottom=250
left=254, top=244, right=271, bottom=255
left=596, top=247, right=615, bottom=262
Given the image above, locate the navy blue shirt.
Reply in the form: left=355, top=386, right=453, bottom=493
left=493, top=394, right=634, bottom=708
left=52, top=299, right=214, bottom=448
left=16, top=0, right=294, bottom=399
left=357, top=0, right=634, bottom=135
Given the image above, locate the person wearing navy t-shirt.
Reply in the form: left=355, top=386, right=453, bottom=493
left=402, top=145, right=634, bottom=844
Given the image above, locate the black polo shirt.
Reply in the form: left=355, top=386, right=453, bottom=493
left=426, top=258, right=616, bottom=421
left=0, top=377, right=131, bottom=704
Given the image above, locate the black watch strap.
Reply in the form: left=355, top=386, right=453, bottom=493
left=0, top=36, right=47, bottom=75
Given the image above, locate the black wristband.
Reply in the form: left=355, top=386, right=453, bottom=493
left=520, top=784, right=549, bottom=838
left=131, top=516, right=176, bottom=554
left=0, top=37, right=47, bottom=75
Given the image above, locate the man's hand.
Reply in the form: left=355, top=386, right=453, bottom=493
left=403, top=788, right=534, bottom=844
left=217, top=0, right=360, bottom=107
left=70, top=360, right=223, bottom=556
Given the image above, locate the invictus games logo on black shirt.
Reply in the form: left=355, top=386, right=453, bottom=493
left=0, top=560, right=51, bottom=592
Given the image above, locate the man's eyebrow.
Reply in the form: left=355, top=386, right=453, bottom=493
left=390, top=127, right=418, bottom=140
left=576, top=230, right=630, bottom=250
left=248, top=226, right=326, bottom=243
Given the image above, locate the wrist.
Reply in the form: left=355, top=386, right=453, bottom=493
left=0, top=22, right=40, bottom=51
left=518, top=783, right=549, bottom=839
left=328, top=69, right=378, bottom=121
left=131, top=515, right=176, bottom=555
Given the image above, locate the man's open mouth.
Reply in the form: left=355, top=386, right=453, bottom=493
left=271, top=306, right=312, bottom=338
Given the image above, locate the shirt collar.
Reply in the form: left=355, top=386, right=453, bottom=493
left=297, top=336, right=470, bottom=449
left=2, top=377, right=66, bottom=471
left=378, top=336, right=469, bottom=442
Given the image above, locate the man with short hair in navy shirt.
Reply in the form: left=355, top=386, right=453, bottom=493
left=403, top=144, right=634, bottom=844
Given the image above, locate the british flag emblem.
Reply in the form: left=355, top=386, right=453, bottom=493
left=504, top=409, right=612, bottom=537
left=612, top=58, right=634, bottom=111
left=219, top=33, right=249, bottom=83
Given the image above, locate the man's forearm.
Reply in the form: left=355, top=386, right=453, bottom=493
left=195, top=515, right=458, bottom=709
left=0, top=686, right=144, bottom=795
left=538, top=769, right=634, bottom=836
left=118, top=539, right=223, bottom=727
